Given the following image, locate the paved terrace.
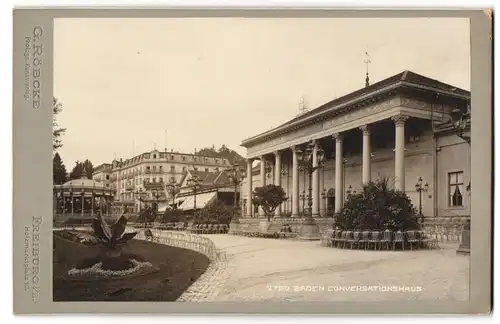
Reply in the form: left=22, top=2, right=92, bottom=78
left=194, top=235, right=469, bottom=302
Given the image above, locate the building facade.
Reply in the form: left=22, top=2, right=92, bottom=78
left=92, top=163, right=113, bottom=188
left=237, top=70, right=471, bottom=239
left=102, top=149, right=231, bottom=213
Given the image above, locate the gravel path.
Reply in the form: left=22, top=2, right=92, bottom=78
left=181, top=235, right=469, bottom=302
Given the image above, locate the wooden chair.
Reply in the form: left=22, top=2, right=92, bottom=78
left=379, top=229, right=392, bottom=251
left=368, top=231, right=381, bottom=250
left=338, top=231, right=349, bottom=248
left=359, top=231, right=370, bottom=250
left=348, top=231, right=361, bottom=249
left=406, top=230, right=419, bottom=250
left=392, top=231, right=405, bottom=250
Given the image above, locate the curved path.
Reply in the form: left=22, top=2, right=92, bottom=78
left=190, top=235, right=469, bottom=302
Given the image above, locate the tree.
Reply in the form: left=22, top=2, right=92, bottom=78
left=69, top=159, right=94, bottom=180
left=53, top=97, right=66, bottom=152
left=195, top=144, right=245, bottom=166
left=333, top=177, right=420, bottom=231
left=252, top=185, right=288, bottom=221
left=53, top=153, right=68, bottom=184
left=82, top=159, right=94, bottom=179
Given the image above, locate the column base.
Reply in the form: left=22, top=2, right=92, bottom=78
left=297, top=218, right=320, bottom=241
left=456, top=229, right=470, bottom=255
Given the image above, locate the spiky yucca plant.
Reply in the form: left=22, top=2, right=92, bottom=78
left=91, top=208, right=137, bottom=250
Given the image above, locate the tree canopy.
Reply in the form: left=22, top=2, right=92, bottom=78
left=69, top=159, right=94, bottom=180
left=252, top=185, right=288, bottom=221
left=53, top=152, right=68, bottom=184
left=53, top=97, right=66, bottom=152
left=196, top=144, right=245, bottom=167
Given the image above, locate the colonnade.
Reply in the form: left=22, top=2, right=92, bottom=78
left=244, top=115, right=409, bottom=218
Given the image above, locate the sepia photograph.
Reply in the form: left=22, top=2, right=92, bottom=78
left=50, top=16, right=473, bottom=303
left=12, top=9, right=492, bottom=315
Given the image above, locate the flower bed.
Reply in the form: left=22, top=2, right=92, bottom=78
left=53, top=232, right=210, bottom=301
left=68, top=259, right=155, bottom=278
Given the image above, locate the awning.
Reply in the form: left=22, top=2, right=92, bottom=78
left=178, top=192, right=217, bottom=211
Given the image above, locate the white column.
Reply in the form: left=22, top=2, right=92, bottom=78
left=334, top=133, right=343, bottom=213
left=246, top=159, right=253, bottom=217
left=274, top=150, right=282, bottom=217
left=392, top=115, right=408, bottom=191
left=360, top=125, right=371, bottom=186
left=259, top=155, right=266, bottom=217
left=312, top=140, right=320, bottom=217
left=291, top=146, right=299, bottom=217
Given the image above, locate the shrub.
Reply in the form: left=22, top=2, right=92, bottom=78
left=333, top=177, right=420, bottom=231
left=195, top=200, right=235, bottom=225
left=160, top=208, right=184, bottom=223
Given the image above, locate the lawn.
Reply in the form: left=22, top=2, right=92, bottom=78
left=53, top=232, right=210, bottom=301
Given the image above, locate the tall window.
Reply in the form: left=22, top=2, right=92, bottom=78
left=170, top=165, right=175, bottom=173
left=449, top=171, right=465, bottom=207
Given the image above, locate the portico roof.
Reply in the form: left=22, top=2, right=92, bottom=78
left=241, top=70, right=470, bottom=148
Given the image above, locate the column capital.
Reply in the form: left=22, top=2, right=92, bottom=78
left=291, top=145, right=298, bottom=152
left=359, top=124, right=371, bottom=135
left=391, top=114, right=409, bottom=126
left=332, top=133, right=343, bottom=142
left=273, top=150, right=282, bottom=157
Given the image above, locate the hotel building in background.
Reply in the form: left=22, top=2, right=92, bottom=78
left=93, top=149, right=232, bottom=213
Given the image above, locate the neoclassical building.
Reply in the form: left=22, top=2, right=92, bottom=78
left=237, top=70, right=471, bottom=239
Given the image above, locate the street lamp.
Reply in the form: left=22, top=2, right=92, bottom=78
left=321, top=188, right=327, bottom=216
left=296, top=141, right=325, bottom=217
left=227, top=164, right=247, bottom=222
left=346, top=185, right=353, bottom=197
left=187, top=174, right=201, bottom=216
left=281, top=167, right=289, bottom=213
left=134, top=187, right=146, bottom=212
left=450, top=102, right=471, bottom=145
left=299, top=190, right=306, bottom=215
left=152, top=189, right=162, bottom=212
left=165, top=177, right=178, bottom=208
left=265, top=162, right=272, bottom=179
left=415, top=177, right=429, bottom=224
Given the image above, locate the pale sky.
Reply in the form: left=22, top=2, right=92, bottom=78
left=54, top=17, right=470, bottom=167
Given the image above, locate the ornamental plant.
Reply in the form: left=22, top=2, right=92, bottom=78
left=252, top=185, right=288, bottom=221
left=91, top=210, right=137, bottom=251
left=333, top=177, right=420, bottom=231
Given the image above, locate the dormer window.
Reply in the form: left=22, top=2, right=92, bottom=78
left=182, top=156, right=186, bottom=161
left=153, top=154, right=156, bottom=159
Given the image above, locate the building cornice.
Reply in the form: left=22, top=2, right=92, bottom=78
left=241, top=79, right=470, bottom=149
